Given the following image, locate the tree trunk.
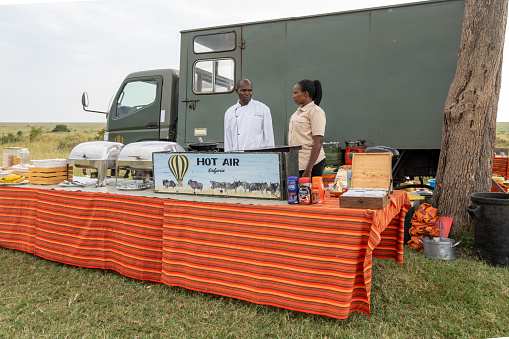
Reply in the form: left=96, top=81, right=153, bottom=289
left=433, top=0, right=508, bottom=235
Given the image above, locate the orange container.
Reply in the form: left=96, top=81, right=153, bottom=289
left=311, top=177, right=325, bottom=204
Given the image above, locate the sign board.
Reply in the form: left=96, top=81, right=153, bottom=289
left=153, top=152, right=283, bottom=199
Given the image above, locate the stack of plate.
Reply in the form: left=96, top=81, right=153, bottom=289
left=31, top=159, right=67, bottom=168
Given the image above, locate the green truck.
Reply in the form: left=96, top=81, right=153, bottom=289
left=82, top=0, right=465, bottom=185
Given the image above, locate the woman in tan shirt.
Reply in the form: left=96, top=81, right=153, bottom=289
left=289, top=79, right=326, bottom=178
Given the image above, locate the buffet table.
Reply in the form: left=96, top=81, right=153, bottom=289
left=0, top=186, right=410, bottom=319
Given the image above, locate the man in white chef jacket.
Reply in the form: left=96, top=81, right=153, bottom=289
left=223, top=78, right=275, bottom=152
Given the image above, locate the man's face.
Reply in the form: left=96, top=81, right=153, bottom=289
left=236, top=81, right=253, bottom=106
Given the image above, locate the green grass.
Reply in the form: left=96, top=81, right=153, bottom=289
left=1, top=246, right=508, bottom=338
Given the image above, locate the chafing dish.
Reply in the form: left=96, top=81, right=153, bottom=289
left=67, top=141, right=124, bottom=187
left=115, top=141, right=185, bottom=190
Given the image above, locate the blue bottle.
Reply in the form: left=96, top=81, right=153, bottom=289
left=287, top=176, right=299, bottom=204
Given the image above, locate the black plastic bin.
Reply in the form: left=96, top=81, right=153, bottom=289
left=467, top=193, right=509, bottom=266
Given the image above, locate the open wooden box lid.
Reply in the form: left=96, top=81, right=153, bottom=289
left=350, top=152, right=392, bottom=190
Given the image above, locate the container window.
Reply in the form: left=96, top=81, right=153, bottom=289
left=115, top=79, right=158, bottom=118
left=194, top=32, right=236, bottom=54
left=193, top=58, right=235, bottom=94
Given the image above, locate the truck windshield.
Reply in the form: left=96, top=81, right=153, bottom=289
left=116, top=79, right=158, bottom=118
left=193, top=58, right=234, bottom=93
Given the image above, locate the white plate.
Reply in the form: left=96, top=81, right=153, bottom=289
left=59, top=181, right=93, bottom=187
left=116, top=183, right=151, bottom=190
left=0, top=180, right=28, bottom=186
left=8, top=167, right=29, bottom=173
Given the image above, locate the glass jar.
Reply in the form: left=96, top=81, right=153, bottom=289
left=18, top=148, right=30, bottom=166
left=298, top=177, right=312, bottom=205
left=2, top=147, right=22, bottom=168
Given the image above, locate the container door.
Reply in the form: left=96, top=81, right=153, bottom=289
left=180, top=28, right=242, bottom=148
left=109, top=75, right=163, bottom=144
left=240, top=21, right=287, bottom=145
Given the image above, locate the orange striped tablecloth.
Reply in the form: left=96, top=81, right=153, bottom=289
left=493, top=156, right=509, bottom=179
left=0, top=187, right=409, bottom=319
left=0, top=188, right=164, bottom=282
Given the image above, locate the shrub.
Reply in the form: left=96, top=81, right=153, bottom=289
left=29, top=126, right=44, bottom=141
left=1, top=132, right=19, bottom=144
left=94, top=128, right=106, bottom=141
left=52, top=124, right=71, bottom=133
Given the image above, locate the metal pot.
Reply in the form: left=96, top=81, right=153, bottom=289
left=67, top=141, right=124, bottom=187
left=422, top=238, right=460, bottom=260
left=188, top=142, right=218, bottom=152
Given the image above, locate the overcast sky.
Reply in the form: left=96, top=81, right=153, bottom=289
left=0, top=0, right=508, bottom=123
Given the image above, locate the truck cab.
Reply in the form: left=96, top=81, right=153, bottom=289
left=104, top=69, right=178, bottom=145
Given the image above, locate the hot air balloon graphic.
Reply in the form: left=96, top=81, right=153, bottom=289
left=168, top=154, right=190, bottom=186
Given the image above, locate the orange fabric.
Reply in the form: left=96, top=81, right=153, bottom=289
left=493, top=156, right=509, bottom=179
left=0, top=186, right=409, bottom=320
left=407, top=203, right=439, bottom=251
left=410, top=203, right=438, bottom=227
left=491, top=181, right=509, bottom=193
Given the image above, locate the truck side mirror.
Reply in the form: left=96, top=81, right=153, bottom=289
left=82, top=92, right=89, bottom=108
left=81, top=91, right=108, bottom=115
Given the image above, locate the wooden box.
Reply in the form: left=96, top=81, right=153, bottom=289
left=339, top=153, right=391, bottom=209
left=27, top=166, right=73, bottom=185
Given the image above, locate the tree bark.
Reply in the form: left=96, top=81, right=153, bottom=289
left=433, top=0, right=508, bottom=234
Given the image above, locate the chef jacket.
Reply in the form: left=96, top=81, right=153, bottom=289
left=288, top=101, right=326, bottom=171
left=224, top=99, right=275, bottom=152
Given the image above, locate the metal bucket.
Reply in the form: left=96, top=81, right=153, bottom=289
left=423, top=238, right=457, bottom=260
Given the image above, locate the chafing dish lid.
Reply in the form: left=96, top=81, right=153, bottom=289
left=67, top=141, right=124, bottom=161
left=117, top=141, right=185, bottom=161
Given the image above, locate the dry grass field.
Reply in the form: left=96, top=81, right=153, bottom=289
left=0, top=122, right=105, bottom=161
left=497, top=122, right=509, bottom=148
left=2, top=121, right=508, bottom=158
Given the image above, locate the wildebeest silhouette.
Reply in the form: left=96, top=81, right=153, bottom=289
left=188, top=179, right=203, bottom=191
left=162, top=179, right=176, bottom=188
left=266, top=182, right=280, bottom=195
left=210, top=180, right=227, bottom=190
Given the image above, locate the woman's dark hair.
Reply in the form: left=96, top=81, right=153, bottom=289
left=297, top=79, right=323, bottom=105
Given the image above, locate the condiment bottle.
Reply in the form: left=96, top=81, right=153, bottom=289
left=312, top=176, right=325, bottom=205
left=298, top=177, right=312, bottom=205
left=287, top=176, right=299, bottom=204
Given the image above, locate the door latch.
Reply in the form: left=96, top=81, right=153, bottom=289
left=182, top=99, right=200, bottom=110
